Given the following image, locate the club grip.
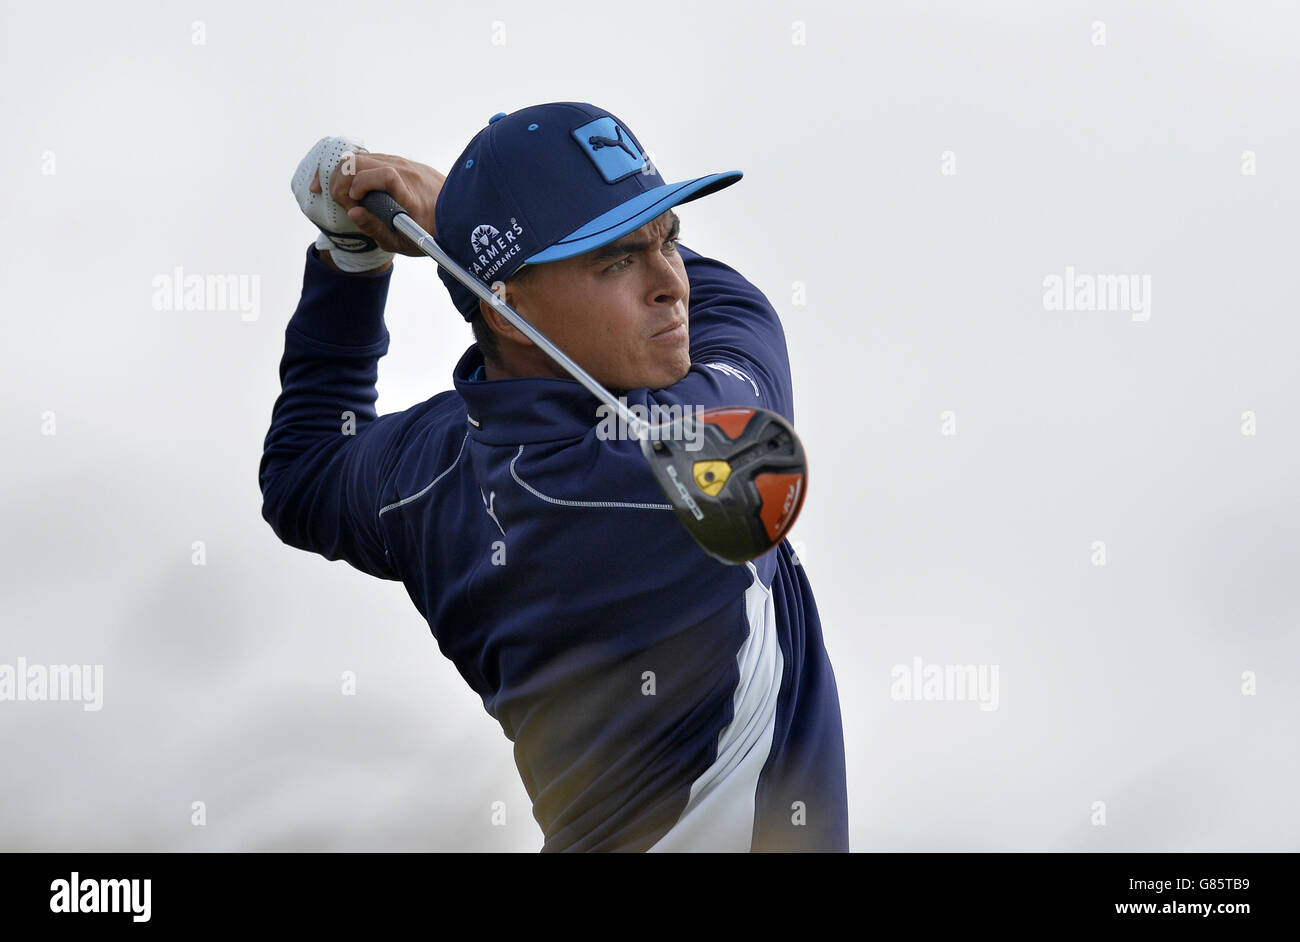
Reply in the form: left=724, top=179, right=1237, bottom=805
left=360, top=190, right=408, bottom=229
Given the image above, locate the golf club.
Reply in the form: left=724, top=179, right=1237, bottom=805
left=360, top=189, right=808, bottom=565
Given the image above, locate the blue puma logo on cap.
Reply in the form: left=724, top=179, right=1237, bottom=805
left=573, top=117, right=647, bottom=183
left=587, top=125, right=637, bottom=161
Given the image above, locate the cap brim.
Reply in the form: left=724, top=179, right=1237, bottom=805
left=523, top=171, right=742, bottom=264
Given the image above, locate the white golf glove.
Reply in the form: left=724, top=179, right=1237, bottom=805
left=291, top=136, right=395, bottom=273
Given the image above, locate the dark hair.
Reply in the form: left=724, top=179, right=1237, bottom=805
left=471, top=263, right=535, bottom=365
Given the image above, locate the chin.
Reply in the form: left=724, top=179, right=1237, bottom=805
left=646, top=366, right=690, bottom=392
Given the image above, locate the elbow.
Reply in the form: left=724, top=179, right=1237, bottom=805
left=258, top=465, right=287, bottom=540
left=260, top=490, right=282, bottom=542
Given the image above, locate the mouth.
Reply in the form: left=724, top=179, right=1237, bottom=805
left=651, top=319, right=686, bottom=340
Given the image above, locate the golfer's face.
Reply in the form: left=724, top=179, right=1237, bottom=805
left=515, top=210, right=690, bottom=392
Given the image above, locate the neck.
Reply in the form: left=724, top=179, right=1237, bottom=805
left=483, top=346, right=571, bottom=383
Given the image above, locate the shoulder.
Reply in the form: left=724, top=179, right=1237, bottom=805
left=374, top=389, right=475, bottom=502
left=680, top=243, right=761, bottom=291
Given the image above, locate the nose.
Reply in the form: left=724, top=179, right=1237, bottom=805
left=645, top=246, right=688, bottom=307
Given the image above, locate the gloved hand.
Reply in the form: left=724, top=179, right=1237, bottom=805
left=291, top=136, right=395, bottom=273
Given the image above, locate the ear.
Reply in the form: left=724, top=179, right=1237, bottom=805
left=480, top=295, right=534, bottom=348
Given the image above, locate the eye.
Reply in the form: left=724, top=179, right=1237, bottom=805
left=604, top=238, right=681, bottom=273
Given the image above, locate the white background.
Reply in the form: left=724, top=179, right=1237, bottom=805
left=2, top=0, right=1297, bottom=851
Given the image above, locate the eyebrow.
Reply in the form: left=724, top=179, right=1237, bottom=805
left=586, top=211, right=681, bottom=265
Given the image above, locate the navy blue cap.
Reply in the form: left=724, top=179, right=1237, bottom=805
left=434, top=101, right=742, bottom=321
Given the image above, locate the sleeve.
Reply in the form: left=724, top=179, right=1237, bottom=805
left=649, top=243, right=796, bottom=421
left=257, top=243, right=406, bottom=581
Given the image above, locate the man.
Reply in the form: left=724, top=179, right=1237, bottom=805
left=262, top=102, right=848, bottom=852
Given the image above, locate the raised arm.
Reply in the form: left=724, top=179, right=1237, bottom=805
left=260, top=138, right=444, bottom=579
left=258, top=245, right=402, bottom=579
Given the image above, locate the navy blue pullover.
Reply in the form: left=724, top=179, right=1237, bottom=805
left=260, top=242, right=848, bottom=852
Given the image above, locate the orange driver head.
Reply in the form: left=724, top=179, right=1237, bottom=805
left=640, top=406, right=808, bottom=565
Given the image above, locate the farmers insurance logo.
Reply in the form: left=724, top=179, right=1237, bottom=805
left=469, top=218, right=526, bottom=282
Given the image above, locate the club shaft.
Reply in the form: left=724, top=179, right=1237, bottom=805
left=391, top=212, right=651, bottom=440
